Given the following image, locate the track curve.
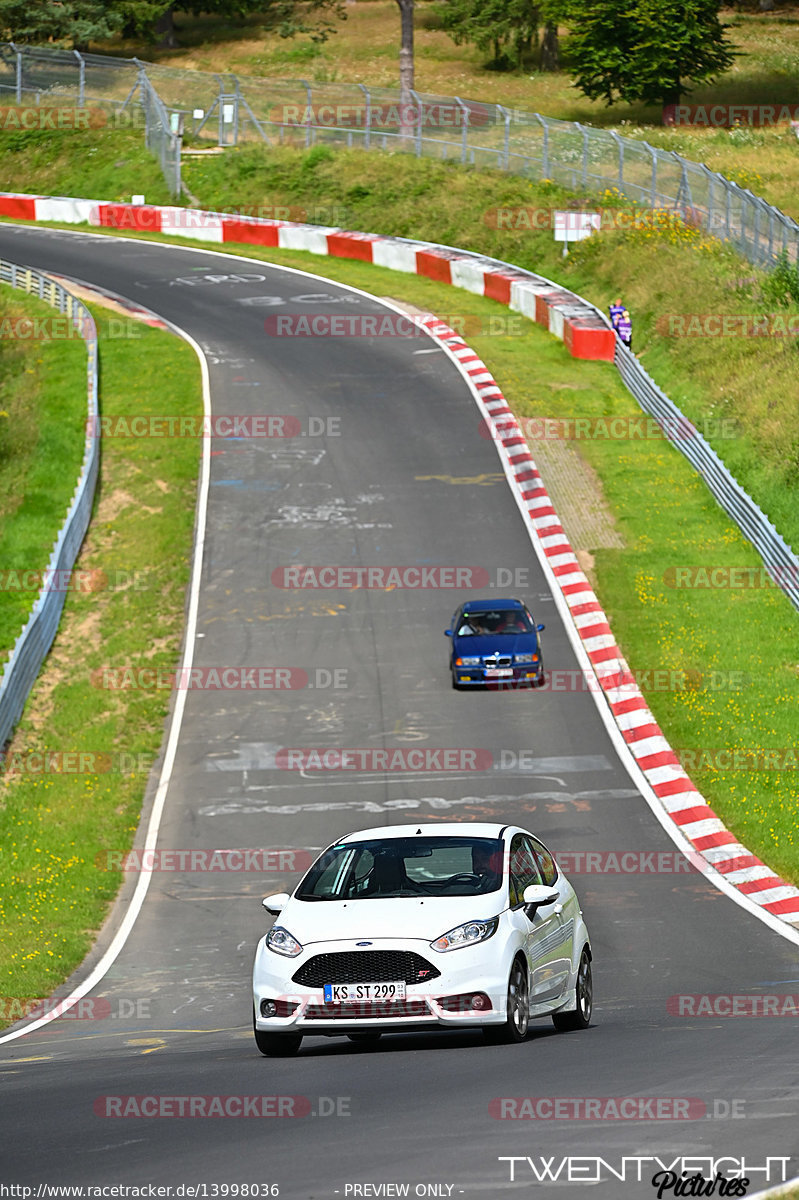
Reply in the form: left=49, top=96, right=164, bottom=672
left=0, top=226, right=796, bottom=1199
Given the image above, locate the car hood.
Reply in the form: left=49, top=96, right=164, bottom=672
left=452, top=633, right=535, bottom=656
left=280, top=895, right=503, bottom=946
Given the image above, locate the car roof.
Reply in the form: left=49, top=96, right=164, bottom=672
left=337, top=822, right=517, bottom=843
left=460, top=598, right=524, bottom=613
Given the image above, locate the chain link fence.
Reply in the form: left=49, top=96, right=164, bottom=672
left=1, top=43, right=797, bottom=266
left=0, top=262, right=99, bottom=750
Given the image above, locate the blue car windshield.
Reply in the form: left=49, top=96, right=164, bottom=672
left=458, top=610, right=531, bottom=636
left=296, top=837, right=504, bottom=900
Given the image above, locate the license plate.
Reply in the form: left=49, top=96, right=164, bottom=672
left=485, top=667, right=513, bottom=678
left=323, top=980, right=407, bottom=1003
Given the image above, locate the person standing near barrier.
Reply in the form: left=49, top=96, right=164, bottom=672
left=609, top=298, right=625, bottom=331
left=616, top=308, right=633, bottom=350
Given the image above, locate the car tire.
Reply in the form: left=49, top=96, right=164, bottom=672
left=483, top=957, right=529, bottom=1044
left=253, top=1013, right=303, bottom=1057
left=451, top=670, right=463, bottom=691
left=346, top=1033, right=382, bottom=1045
left=552, top=946, right=592, bottom=1032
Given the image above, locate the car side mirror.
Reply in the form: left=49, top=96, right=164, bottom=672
left=445, top=629, right=453, bottom=637
left=262, top=892, right=290, bottom=916
left=522, top=884, right=559, bottom=910
left=537, top=623, right=545, bottom=632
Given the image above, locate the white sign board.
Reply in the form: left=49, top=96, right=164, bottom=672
left=553, top=211, right=601, bottom=242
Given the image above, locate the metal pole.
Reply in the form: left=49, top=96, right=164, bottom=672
left=13, top=44, right=22, bottom=104
left=575, top=122, right=588, bottom=186
left=73, top=50, right=85, bottom=107
left=300, top=78, right=311, bottom=148
left=410, top=88, right=423, bottom=155
left=536, top=114, right=549, bottom=178
left=455, top=96, right=469, bottom=164
left=497, top=104, right=510, bottom=171
left=358, top=83, right=371, bottom=150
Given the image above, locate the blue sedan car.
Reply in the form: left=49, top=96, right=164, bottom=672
left=445, top=598, right=545, bottom=689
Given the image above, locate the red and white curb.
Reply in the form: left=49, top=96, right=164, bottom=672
left=414, top=312, right=799, bottom=935
left=0, top=192, right=616, bottom=361
left=2, top=191, right=797, bottom=935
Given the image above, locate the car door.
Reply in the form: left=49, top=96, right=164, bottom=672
left=530, top=836, right=574, bottom=1000
left=509, top=834, right=567, bottom=1003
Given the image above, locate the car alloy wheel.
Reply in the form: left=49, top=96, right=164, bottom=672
left=552, top=947, right=593, bottom=1032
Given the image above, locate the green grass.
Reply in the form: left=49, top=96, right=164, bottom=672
left=0, top=126, right=172, bottom=205
left=0, top=285, right=88, bottom=659
left=33, top=222, right=798, bottom=884
left=0, top=304, right=201, bottom=1017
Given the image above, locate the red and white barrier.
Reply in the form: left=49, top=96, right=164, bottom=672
left=0, top=192, right=617, bottom=361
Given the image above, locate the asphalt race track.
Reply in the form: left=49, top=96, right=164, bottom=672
left=0, top=224, right=797, bottom=1199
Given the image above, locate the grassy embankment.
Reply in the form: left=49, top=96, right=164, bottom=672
left=0, top=299, right=201, bottom=1015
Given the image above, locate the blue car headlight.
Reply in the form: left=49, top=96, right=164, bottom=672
left=430, top=917, right=499, bottom=953
left=514, top=653, right=534, bottom=664
left=457, top=656, right=481, bottom=667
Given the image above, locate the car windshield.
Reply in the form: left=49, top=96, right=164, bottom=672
left=295, top=837, right=504, bottom=900
left=458, top=610, right=531, bottom=636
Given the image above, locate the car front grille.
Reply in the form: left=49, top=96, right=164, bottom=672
left=484, top=655, right=512, bottom=668
left=304, top=998, right=430, bottom=1021
left=292, top=950, right=440, bottom=988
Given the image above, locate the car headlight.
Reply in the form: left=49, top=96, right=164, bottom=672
left=430, top=917, right=499, bottom=953
left=514, top=653, right=534, bottom=664
left=266, top=926, right=303, bottom=957
left=456, top=656, right=481, bottom=667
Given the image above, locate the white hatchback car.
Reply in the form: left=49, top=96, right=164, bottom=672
left=252, top=822, right=592, bottom=1056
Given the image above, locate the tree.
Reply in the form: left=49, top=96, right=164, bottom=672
left=0, top=0, right=125, bottom=47
left=437, top=0, right=541, bottom=69
left=565, top=0, right=735, bottom=107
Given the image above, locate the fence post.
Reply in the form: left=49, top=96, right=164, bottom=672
left=647, top=143, right=657, bottom=206
left=574, top=122, right=588, bottom=187
left=497, top=104, right=510, bottom=170
left=408, top=88, right=423, bottom=155
left=13, top=43, right=22, bottom=104
left=608, top=130, right=624, bottom=188
left=73, top=50, right=85, bottom=107
left=358, top=83, right=371, bottom=149
left=300, top=78, right=312, bottom=148
left=536, top=114, right=549, bottom=178
left=455, top=95, right=470, bottom=164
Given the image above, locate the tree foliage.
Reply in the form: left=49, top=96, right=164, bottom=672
left=437, top=0, right=541, bottom=68
left=565, top=0, right=735, bottom=106
left=0, top=0, right=345, bottom=48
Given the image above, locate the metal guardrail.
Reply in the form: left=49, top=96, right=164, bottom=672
left=614, top=340, right=799, bottom=610
left=1, top=42, right=798, bottom=267
left=0, top=262, right=99, bottom=750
